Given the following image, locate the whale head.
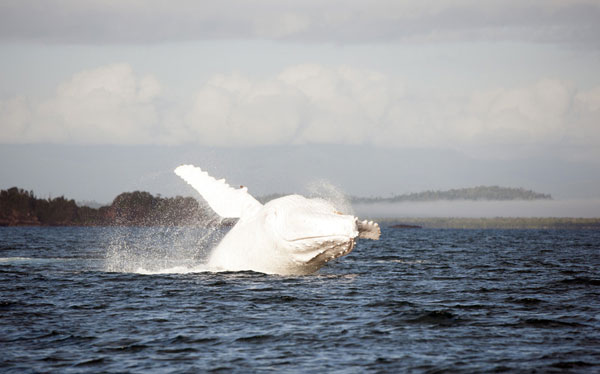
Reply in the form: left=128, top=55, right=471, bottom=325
left=263, top=195, right=363, bottom=271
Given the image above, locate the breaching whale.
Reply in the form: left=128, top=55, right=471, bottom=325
left=175, top=164, right=380, bottom=275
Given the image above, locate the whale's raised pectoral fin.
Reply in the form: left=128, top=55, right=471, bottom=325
left=175, top=164, right=263, bottom=219
left=357, top=219, right=381, bottom=240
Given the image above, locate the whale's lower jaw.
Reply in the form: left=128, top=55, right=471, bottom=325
left=280, top=238, right=356, bottom=275
left=206, top=236, right=357, bottom=276
left=294, top=237, right=356, bottom=268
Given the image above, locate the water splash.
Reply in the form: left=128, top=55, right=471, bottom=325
left=305, top=179, right=354, bottom=216
left=104, top=221, right=228, bottom=274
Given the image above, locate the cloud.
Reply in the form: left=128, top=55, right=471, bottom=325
left=183, top=72, right=307, bottom=146
left=458, top=79, right=573, bottom=144
left=0, top=0, right=599, bottom=46
left=571, top=86, right=600, bottom=146
left=1, top=63, right=163, bottom=144
left=182, top=64, right=404, bottom=146
left=2, top=63, right=600, bottom=161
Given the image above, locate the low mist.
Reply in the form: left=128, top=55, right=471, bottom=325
left=354, top=199, right=600, bottom=219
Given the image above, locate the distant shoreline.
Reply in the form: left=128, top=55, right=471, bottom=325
left=379, top=217, right=600, bottom=230
left=2, top=217, right=599, bottom=230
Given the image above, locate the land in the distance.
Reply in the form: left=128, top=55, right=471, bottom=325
left=2, top=186, right=598, bottom=229
left=259, top=186, right=552, bottom=204
left=383, top=217, right=600, bottom=230
left=0, top=187, right=220, bottom=227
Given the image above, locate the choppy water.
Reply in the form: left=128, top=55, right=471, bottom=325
left=1, top=226, right=599, bottom=373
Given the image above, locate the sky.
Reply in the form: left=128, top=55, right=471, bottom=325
left=1, top=1, right=600, bottom=208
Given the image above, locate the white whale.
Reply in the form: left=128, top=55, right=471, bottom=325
left=175, top=164, right=380, bottom=275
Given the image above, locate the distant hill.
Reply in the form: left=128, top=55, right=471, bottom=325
left=258, top=186, right=551, bottom=204
left=351, top=186, right=551, bottom=203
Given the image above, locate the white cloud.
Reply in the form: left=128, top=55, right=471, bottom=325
left=458, top=79, right=573, bottom=144
left=1, top=63, right=599, bottom=161
left=0, top=96, right=31, bottom=143
left=183, top=72, right=306, bottom=146
left=182, top=64, right=403, bottom=146
left=571, top=86, right=600, bottom=145
left=183, top=65, right=600, bottom=153
left=0, top=63, right=162, bottom=144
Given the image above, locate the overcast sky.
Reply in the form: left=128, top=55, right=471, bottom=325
left=1, top=1, right=600, bottom=206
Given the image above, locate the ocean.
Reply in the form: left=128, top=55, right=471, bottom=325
left=1, top=226, right=599, bottom=373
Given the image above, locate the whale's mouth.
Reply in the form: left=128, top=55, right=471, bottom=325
left=289, top=235, right=356, bottom=266
left=305, top=238, right=356, bottom=267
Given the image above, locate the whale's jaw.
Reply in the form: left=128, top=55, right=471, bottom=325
left=289, top=234, right=357, bottom=265
left=296, top=236, right=357, bottom=272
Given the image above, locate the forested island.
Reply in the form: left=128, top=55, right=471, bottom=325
left=0, top=187, right=219, bottom=227
left=258, top=186, right=552, bottom=205
left=351, top=186, right=552, bottom=203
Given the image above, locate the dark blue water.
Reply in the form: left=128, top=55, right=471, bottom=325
left=1, top=226, right=599, bottom=373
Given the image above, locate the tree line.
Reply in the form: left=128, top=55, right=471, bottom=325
left=258, top=186, right=552, bottom=204
left=352, top=185, right=552, bottom=204
left=0, top=187, right=221, bottom=227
